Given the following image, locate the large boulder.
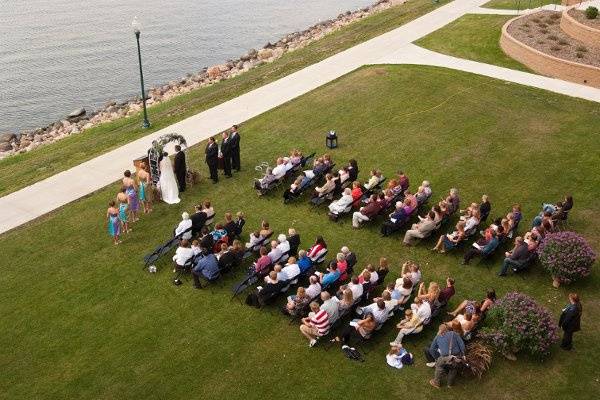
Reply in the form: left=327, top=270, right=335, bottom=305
left=0, top=132, right=16, bottom=143
left=67, top=107, right=86, bottom=119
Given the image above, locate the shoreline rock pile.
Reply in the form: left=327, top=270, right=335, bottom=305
left=0, top=0, right=399, bottom=160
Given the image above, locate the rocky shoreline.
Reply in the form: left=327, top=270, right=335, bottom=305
left=0, top=0, right=400, bottom=160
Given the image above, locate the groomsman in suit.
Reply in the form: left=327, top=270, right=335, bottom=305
left=221, top=131, right=233, bottom=178
left=173, top=145, right=187, bottom=192
left=230, top=125, right=241, bottom=172
left=205, top=136, right=219, bottom=183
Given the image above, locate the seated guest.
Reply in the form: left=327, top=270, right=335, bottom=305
left=297, top=249, right=312, bottom=273
left=253, top=246, right=272, bottom=274
left=268, top=240, right=283, bottom=264
left=201, top=200, right=215, bottom=225
left=358, top=299, right=390, bottom=325
left=462, top=230, right=499, bottom=265
left=498, top=236, right=531, bottom=276
left=332, top=312, right=377, bottom=345
left=218, top=242, right=239, bottom=271
left=462, top=207, right=481, bottom=235
left=421, top=180, right=432, bottom=199
left=403, top=211, right=437, bottom=245
left=246, top=231, right=263, bottom=250
left=381, top=200, right=410, bottom=236
left=453, top=310, right=480, bottom=335
left=175, top=212, right=193, bottom=240
left=479, top=195, right=491, bottom=222
left=338, top=289, right=355, bottom=313
left=265, top=264, right=283, bottom=283
left=276, top=233, right=290, bottom=258
left=390, top=297, right=431, bottom=346
left=337, top=167, right=350, bottom=186
left=416, top=281, right=440, bottom=305
left=358, top=264, right=379, bottom=285
left=382, top=283, right=402, bottom=303
left=281, top=257, right=300, bottom=283
left=287, top=228, right=301, bottom=256
left=320, top=291, right=340, bottom=324
left=350, top=181, right=363, bottom=207
left=199, top=227, right=214, bottom=252
left=318, top=262, right=340, bottom=288
left=190, top=205, right=207, bottom=236
left=345, top=159, right=359, bottom=182
left=172, top=239, right=194, bottom=272
left=233, top=211, right=245, bottom=238
left=191, top=239, right=201, bottom=256
left=432, top=221, right=466, bottom=253
left=394, top=277, right=414, bottom=305
left=397, top=171, right=409, bottom=192
left=339, top=275, right=364, bottom=301
left=307, top=236, right=327, bottom=262
left=288, top=149, right=302, bottom=167
left=305, top=275, right=322, bottom=298
left=364, top=170, right=384, bottom=191
left=377, top=257, right=390, bottom=284
left=336, top=252, right=349, bottom=282
left=303, top=157, right=325, bottom=179
left=256, top=167, right=276, bottom=190
left=271, top=158, right=287, bottom=179
left=341, top=246, right=357, bottom=271
left=223, top=213, right=237, bottom=237
left=285, top=287, right=311, bottom=316
left=415, top=184, right=429, bottom=204
left=447, top=188, right=460, bottom=215
left=299, top=302, right=330, bottom=347
left=259, top=221, right=273, bottom=238
left=449, top=289, right=496, bottom=317
left=436, top=278, right=456, bottom=307
left=313, top=173, right=336, bottom=198
left=247, top=271, right=285, bottom=307
left=352, top=193, right=385, bottom=228
left=328, top=188, right=354, bottom=215
left=387, top=179, right=401, bottom=196
left=192, top=248, right=220, bottom=288
left=210, top=223, right=228, bottom=241
left=401, top=261, right=422, bottom=285
left=229, top=240, right=244, bottom=264
left=402, top=191, right=418, bottom=214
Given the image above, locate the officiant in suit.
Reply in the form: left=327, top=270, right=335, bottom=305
left=205, top=136, right=219, bottom=184
left=173, top=145, right=187, bottom=192
left=221, top=131, right=233, bottom=178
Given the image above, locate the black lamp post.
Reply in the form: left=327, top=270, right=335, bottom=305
left=326, top=130, right=338, bottom=149
left=132, top=17, right=150, bottom=129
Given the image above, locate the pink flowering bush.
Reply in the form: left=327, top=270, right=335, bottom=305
left=537, top=231, right=596, bottom=284
left=480, top=292, right=558, bottom=357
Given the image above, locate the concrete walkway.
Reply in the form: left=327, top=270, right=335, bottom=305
left=1, top=0, right=600, bottom=234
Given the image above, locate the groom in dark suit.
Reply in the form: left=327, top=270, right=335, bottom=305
left=205, top=137, right=219, bottom=184
left=173, top=145, right=186, bottom=192
left=221, top=131, right=233, bottom=178
left=229, top=125, right=241, bottom=172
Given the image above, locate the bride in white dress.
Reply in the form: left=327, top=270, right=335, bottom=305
left=159, top=152, right=180, bottom=204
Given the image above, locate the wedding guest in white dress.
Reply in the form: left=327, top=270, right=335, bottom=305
left=159, top=152, right=180, bottom=204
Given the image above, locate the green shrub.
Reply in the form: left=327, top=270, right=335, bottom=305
left=576, top=45, right=588, bottom=52
left=548, top=34, right=558, bottom=41
left=540, top=29, right=549, bottom=34
left=558, top=39, right=569, bottom=45
left=550, top=45, right=561, bottom=51
left=576, top=52, right=584, bottom=58
left=585, top=6, right=598, bottom=19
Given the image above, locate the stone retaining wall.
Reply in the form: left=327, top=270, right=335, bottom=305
left=500, top=15, right=600, bottom=88
left=560, top=8, right=600, bottom=48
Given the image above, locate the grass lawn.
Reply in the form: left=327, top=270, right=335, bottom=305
left=415, top=14, right=530, bottom=71
left=482, top=0, right=559, bottom=9
left=0, top=0, right=450, bottom=198
left=1, top=65, right=599, bottom=400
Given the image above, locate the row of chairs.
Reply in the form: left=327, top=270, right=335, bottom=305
left=254, top=153, right=316, bottom=196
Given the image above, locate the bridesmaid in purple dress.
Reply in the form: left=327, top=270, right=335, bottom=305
left=123, top=170, right=140, bottom=222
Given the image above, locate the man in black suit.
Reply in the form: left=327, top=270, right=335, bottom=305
left=230, top=125, right=241, bottom=172
left=190, top=205, right=207, bottom=236
left=173, top=145, right=187, bottom=192
left=221, top=131, right=232, bottom=178
left=205, top=136, right=219, bottom=183
left=559, top=293, right=582, bottom=350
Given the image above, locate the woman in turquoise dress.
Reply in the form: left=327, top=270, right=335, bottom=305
left=106, top=201, right=122, bottom=244
left=137, top=162, right=152, bottom=213
left=123, top=170, right=140, bottom=222
left=118, top=200, right=130, bottom=234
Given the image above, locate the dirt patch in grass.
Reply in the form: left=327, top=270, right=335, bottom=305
left=568, top=8, right=600, bottom=30
left=507, top=11, right=600, bottom=67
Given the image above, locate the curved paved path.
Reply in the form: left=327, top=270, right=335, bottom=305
left=1, top=0, right=600, bottom=234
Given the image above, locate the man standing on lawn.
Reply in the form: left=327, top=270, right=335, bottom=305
left=229, top=125, right=241, bottom=172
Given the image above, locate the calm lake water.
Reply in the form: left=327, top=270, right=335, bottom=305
left=0, top=0, right=373, bottom=133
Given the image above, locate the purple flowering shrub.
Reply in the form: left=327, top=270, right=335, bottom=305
left=480, top=292, right=558, bottom=357
left=537, top=231, right=596, bottom=284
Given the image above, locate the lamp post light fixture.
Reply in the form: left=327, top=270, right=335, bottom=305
left=132, top=16, right=151, bottom=129
left=326, top=130, right=338, bottom=149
